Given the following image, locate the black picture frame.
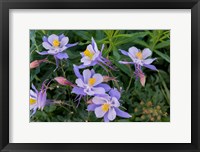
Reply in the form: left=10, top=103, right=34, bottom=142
left=0, top=0, right=200, bottom=151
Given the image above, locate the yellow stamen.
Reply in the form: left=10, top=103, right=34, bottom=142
left=30, top=98, right=36, bottom=105
left=102, top=103, right=110, bottom=112
left=52, top=39, right=60, bottom=47
left=136, top=52, right=143, bottom=60
left=83, top=49, right=94, bottom=59
left=88, top=78, right=96, bottom=86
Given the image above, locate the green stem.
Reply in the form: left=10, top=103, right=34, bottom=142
left=126, top=65, right=134, bottom=92
left=108, top=70, right=120, bottom=90
left=61, top=60, right=66, bottom=77
left=126, top=75, right=133, bottom=92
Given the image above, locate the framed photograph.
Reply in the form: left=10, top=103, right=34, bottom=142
left=0, top=0, right=199, bottom=152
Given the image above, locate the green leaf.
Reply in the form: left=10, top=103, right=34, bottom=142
left=133, top=39, right=149, bottom=48
left=114, top=32, right=148, bottom=46
left=155, top=40, right=170, bottom=49
left=154, top=50, right=170, bottom=63
left=113, top=60, right=131, bottom=77
left=73, top=31, right=92, bottom=40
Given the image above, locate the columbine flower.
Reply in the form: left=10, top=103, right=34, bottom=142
left=119, top=46, right=157, bottom=71
left=119, top=46, right=157, bottom=86
left=72, top=65, right=111, bottom=97
left=87, top=88, right=131, bottom=122
left=37, top=34, right=78, bottom=69
left=78, top=37, right=114, bottom=70
left=30, top=81, right=51, bottom=116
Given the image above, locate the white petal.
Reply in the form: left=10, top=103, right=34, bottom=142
left=75, top=78, right=85, bottom=88
left=42, top=42, right=53, bottom=50
left=92, top=74, right=103, bottom=86
left=92, top=87, right=105, bottom=95
left=142, top=48, right=152, bottom=59
left=83, top=69, right=92, bottom=83
left=48, top=34, right=59, bottom=44
left=84, top=87, right=95, bottom=96
left=111, top=97, right=120, bottom=107
left=60, top=37, right=69, bottom=47
left=92, top=51, right=100, bottom=61
left=81, top=56, right=92, bottom=65
left=95, top=106, right=106, bottom=118
left=128, top=46, right=139, bottom=58
left=87, top=44, right=95, bottom=54
left=92, top=96, right=107, bottom=105
left=143, top=58, right=156, bottom=65
left=107, top=107, right=117, bottom=121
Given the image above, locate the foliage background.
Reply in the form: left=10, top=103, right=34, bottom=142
left=30, top=30, right=170, bottom=122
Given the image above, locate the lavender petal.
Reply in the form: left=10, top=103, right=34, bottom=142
left=96, top=84, right=111, bottom=92
left=114, top=107, right=132, bottom=118
left=109, top=88, right=121, bottom=100
left=72, top=87, right=86, bottom=95
left=55, top=52, right=69, bottom=59
left=73, top=65, right=83, bottom=80
left=143, top=64, right=158, bottom=71
left=119, top=49, right=129, bottom=56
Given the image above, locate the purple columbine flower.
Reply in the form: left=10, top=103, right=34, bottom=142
left=78, top=37, right=114, bottom=71
left=30, top=81, right=51, bottom=116
left=87, top=88, right=132, bottom=122
left=37, top=34, right=78, bottom=69
left=72, top=65, right=111, bottom=97
left=119, top=46, right=157, bottom=71
left=119, top=46, right=157, bottom=86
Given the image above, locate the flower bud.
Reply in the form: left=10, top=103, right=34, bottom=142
left=30, top=58, right=47, bottom=69
left=103, top=76, right=117, bottom=82
left=140, top=74, right=146, bottom=87
left=86, top=99, right=93, bottom=104
left=54, top=77, right=76, bottom=87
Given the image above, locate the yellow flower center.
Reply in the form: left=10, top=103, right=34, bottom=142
left=30, top=98, right=36, bottom=105
left=136, top=51, right=143, bottom=60
left=102, top=103, right=110, bottom=112
left=88, top=78, right=96, bottom=86
left=83, top=49, right=94, bottom=59
left=52, top=39, right=60, bottom=47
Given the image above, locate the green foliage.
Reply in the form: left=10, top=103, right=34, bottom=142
left=30, top=30, right=170, bottom=122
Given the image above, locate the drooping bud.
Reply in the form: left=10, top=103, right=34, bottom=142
left=103, top=76, right=117, bottom=82
left=30, top=58, right=48, bottom=69
left=86, top=98, right=93, bottom=104
left=54, top=77, right=76, bottom=87
left=139, top=73, right=146, bottom=87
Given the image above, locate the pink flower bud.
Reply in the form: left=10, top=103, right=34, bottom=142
left=103, top=76, right=117, bottom=82
left=54, top=77, right=75, bottom=87
left=139, top=74, right=146, bottom=87
left=30, top=58, right=48, bottom=69
left=86, top=99, right=93, bottom=104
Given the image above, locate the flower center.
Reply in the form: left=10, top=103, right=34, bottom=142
left=30, top=98, right=36, bottom=105
left=88, top=78, right=96, bottom=86
left=52, top=39, right=60, bottom=47
left=83, top=49, right=94, bottom=59
left=102, top=103, right=110, bottom=112
left=136, top=52, right=143, bottom=60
